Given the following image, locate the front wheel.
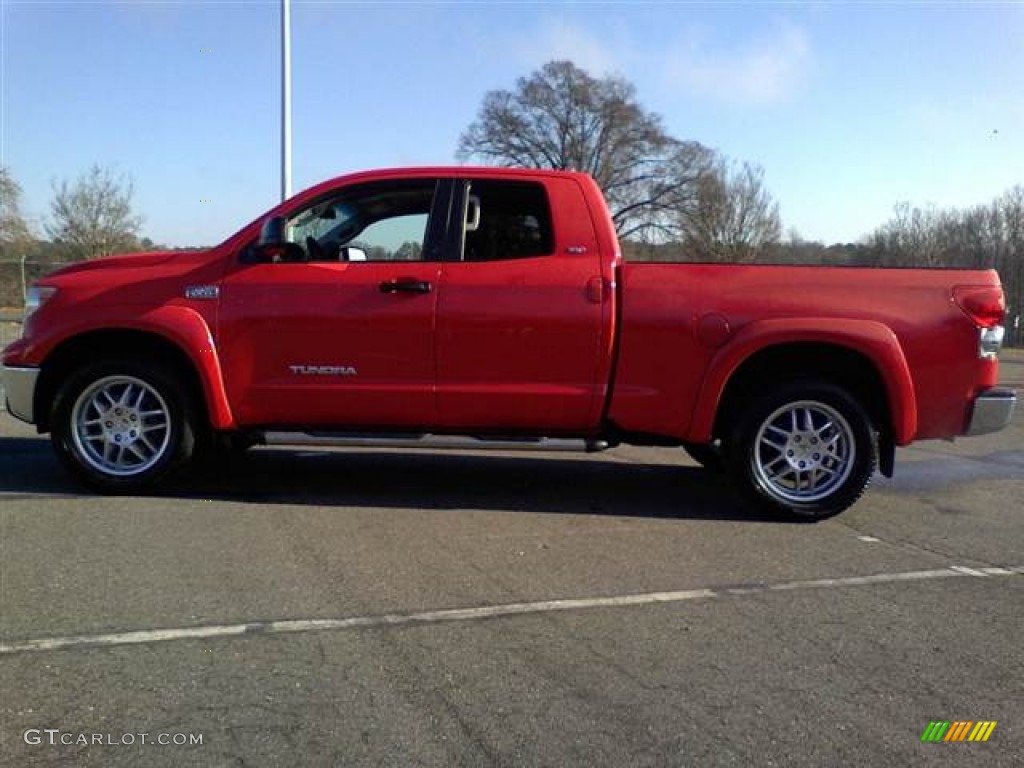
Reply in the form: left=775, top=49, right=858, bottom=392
left=50, top=360, right=197, bottom=493
left=727, top=381, right=876, bottom=520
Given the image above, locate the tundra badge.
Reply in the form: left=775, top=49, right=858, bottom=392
left=289, top=365, right=358, bottom=376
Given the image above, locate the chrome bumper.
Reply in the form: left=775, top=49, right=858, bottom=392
left=1, top=365, right=39, bottom=424
left=966, top=387, right=1016, bottom=436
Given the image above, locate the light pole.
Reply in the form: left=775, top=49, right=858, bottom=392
left=281, top=0, right=292, bottom=201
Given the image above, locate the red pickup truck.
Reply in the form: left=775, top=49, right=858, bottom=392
left=2, top=167, right=1016, bottom=518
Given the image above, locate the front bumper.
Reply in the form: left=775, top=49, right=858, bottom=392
left=966, top=387, right=1017, bottom=436
left=1, top=365, right=39, bottom=424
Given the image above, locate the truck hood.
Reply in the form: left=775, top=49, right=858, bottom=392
left=44, top=250, right=204, bottom=279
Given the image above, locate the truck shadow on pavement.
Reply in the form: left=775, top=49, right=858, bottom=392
left=0, top=436, right=779, bottom=522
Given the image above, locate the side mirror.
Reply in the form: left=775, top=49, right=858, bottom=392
left=255, top=216, right=306, bottom=263
left=259, top=215, right=287, bottom=245
left=342, top=247, right=367, bottom=262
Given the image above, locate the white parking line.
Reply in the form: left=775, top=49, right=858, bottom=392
left=950, top=565, right=991, bottom=577
left=0, top=565, right=1018, bottom=656
left=0, top=492, right=85, bottom=499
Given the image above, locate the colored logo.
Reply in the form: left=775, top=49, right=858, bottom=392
left=921, top=721, right=997, bottom=742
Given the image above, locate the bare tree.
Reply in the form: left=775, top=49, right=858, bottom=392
left=864, top=186, right=1023, bottom=345
left=457, top=60, right=713, bottom=240
left=682, top=160, right=781, bottom=261
left=47, top=165, right=143, bottom=260
left=617, top=140, right=718, bottom=242
left=1, top=166, right=34, bottom=255
left=997, top=186, right=1024, bottom=345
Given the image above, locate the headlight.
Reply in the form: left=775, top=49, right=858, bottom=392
left=25, top=285, right=57, bottom=320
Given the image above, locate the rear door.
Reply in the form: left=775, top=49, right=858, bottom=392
left=435, top=177, right=607, bottom=431
left=218, top=178, right=451, bottom=427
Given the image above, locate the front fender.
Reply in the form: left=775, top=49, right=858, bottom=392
left=689, top=318, right=917, bottom=445
left=134, top=306, right=235, bottom=430
left=26, top=304, right=236, bottom=431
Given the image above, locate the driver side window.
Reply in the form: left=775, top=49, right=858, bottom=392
left=349, top=214, right=428, bottom=261
left=286, top=180, right=436, bottom=263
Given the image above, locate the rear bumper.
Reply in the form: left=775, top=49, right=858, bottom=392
left=966, top=387, right=1016, bottom=436
left=1, top=365, right=38, bottom=424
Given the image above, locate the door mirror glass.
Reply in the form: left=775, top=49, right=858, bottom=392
left=342, top=247, right=367, bottom=262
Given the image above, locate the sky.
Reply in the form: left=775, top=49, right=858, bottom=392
left=1, top=0, right=1022, bottom=248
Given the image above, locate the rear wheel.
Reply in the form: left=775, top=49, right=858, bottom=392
left=728, top=381, right=876, bottom=520
left=51, top=360, right=197, bottom=492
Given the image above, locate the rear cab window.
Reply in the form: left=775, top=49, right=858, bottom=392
left=460, top=180, right=554, bottom=262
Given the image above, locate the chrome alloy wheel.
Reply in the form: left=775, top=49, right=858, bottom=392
left=751, top=400, right=856, bottom=504
left=70, top=375, right=172, bottom=477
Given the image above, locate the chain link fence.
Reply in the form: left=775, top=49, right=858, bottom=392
left=1, top=259, right=73, bottom=351
left=2, top=259, right=30, bottom=352
left=1, top=313, right=23, bottom=405
left=2, top=259, right=64, bottom=356
left=1, top=315, right=21, bottom=348
left=1, top=258, right=72, bottom=307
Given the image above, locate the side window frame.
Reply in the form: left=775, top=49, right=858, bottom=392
left=421, top=178, right=456, bottom=262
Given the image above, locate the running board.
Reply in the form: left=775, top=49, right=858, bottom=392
left=260, top=432, right=611, bottom=453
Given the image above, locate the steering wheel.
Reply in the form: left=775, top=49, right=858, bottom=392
left=305, top=236, right=326, bottom=262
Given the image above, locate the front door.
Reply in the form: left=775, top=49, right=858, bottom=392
left=218, top=178, right=448, bottom=428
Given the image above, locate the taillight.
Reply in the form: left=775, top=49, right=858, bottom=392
left=953, top=285, right=1005, bottom=328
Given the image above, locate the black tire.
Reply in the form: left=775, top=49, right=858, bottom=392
left=727, top=380, right=876, bottom=520
left=683, top=441, right=727, bottom=473
left=50, top=359, right=197, bottom=493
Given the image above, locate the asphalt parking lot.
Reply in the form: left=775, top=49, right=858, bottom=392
left=1, top=352, right=1021, bottom=767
